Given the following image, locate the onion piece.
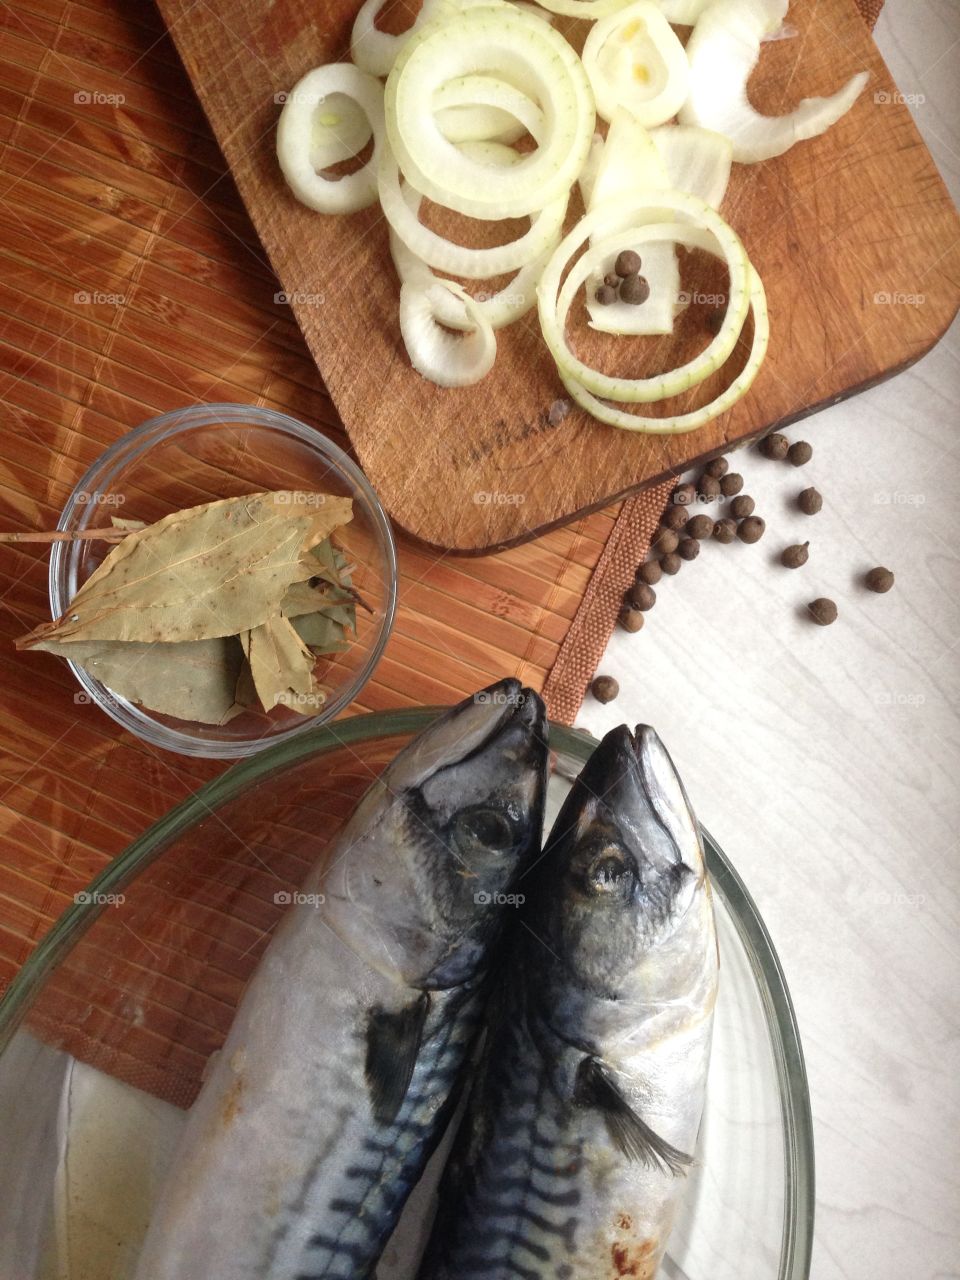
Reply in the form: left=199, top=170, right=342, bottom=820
left=537, top=193, right=751, bottom=402
left=655, top=0, right=713, bottom=21
left=533, top=0, right=637, bottom=15
left=582, top=1, right=689, bottom=126
left=351, top=0, right=448, bottom=77
left=649, top=124, right=732, bottom=209
left=277, top=65, right=385, bottom=214
left=680, top=0, right=869, bottom=163
left=399, top=279, right=497, bottom=386
left=304, top=93, right=372, bottom=170
left=433, top=73, right=545, bottom=146
left=385, top=5, right=595, bottom=219
left=560, top=265, right=768, bottom=431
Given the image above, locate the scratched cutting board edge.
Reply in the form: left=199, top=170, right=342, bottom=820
left=155, top=0, right=960, bottom=553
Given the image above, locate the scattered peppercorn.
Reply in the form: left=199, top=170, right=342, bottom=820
left=781, top=541, right=809, bottom=569
left=704, top=456, right=729, bottom=479
left=603, top=272, right=620, bottom=289
left=620, top=274, right=650, bottom=305
left=660, top=552, right=682, bottom=575
left=628, top=582, right=657, bottom=611
left=737, top=516, right=766, bottom=544
left=546, top=398, right=570, bottom=427
left=619, top=604, right=645, bottom=632
left=787, top=440, right=813, bottom=466
left=713, top=518, right=737, bottom=544
left=637, top=559, right=662, bottom=586
left=808, top=598, right=838, bottom=626
left=698, top=474, right=722, bottom=500
left=720, top=472, right=744, bottom=497
left=591, top=674, right=620, bottom=703
left=730, top=494, right=755, bottom=519
left=662, top=504, right=688, bottom=531
left=674, top=482, right=697, bottom=506
left=798, top=487, right=822, bottom=515
left=758, top=432, right=789, bottom=460
left=865, top=566, right=895, bottom=593
left=615, top=249, right=642, bottom=278
left=686, top=514, right=715, bottom=540
left=595, top=283, right=617, bottom=306
left=705, top=307, right=725, bottom=335
left=651, top=526, right=680, bottom=554
left=678, top=537, right=700, bottom=561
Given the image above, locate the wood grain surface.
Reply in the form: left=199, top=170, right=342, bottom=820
left=0, top=0, right=611, bottom=1001
left=154, top=0, right=960, bottom=551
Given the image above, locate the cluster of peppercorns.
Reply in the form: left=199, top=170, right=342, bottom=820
left=595, top=249, right=650, bottom=308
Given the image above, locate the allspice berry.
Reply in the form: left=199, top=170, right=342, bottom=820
left=674, top=482, right=697, bottom=506
left=678, top=537, right=700, bottom=561
left=759, top=432, right=789, bottom=460
left=686, top=514, right=715, bottom=540
left=662, top=504, right=688, bottom=531
left=704, top=456, right=729, bottom=479
left=637, top=559, right=662, bottom=586
left=781, top=541, right=809, bottom=569
left=730, top=494, right=755, bottom=519
left=595, top=283, right=617, bottom=306
left=660, top=552, right=682, bottom=575
left=808, top=598, right=838, bottom=626
left=787, top=440, right=813, bottom=466
left=628, top=582, right=657, bottom=611
left=620, top=273, right=650, bottom=305
left=737, top=516, right=766, bottom=544
left=798, top=487, right=823, bottom=515
left=713, top=518, right=737, bottom=544
left=603, top=272, right=620, bottom=289
left=619, top=604, right=645, bottom=632
left=591, top=675, right=620, bottom=703
left=651, top=526, right=680, bottom=554
left=698, top=474, right=722, bottom=501
left=865, top=566, right=895, bottom=593
left=720, top=472, right=744, bottom=497
left=615, top=248, right=642, bottom=278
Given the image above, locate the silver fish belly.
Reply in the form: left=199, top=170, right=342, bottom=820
left=135, top=680, right=548, bottom=1280
left=419, top=724, right=719, bottom=1280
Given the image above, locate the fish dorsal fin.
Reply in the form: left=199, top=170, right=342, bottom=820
left=364, top=992, right=430, bottom=1126
left=574, top=1056, right=692, bottom=1177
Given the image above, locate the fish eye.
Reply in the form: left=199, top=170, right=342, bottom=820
left=584, top=848, right=636, bottom=897
left=452, top=806, right=516, bottom=856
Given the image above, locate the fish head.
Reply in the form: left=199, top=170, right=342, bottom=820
left=325, top=679, right=548, bottom=989
left=527, top=724, right=713, bottom=1009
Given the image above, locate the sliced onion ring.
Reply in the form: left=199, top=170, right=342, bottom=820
left=385, top=5, right=595, bottom=219
left=582, top=1, right=689, bottom=126
left=351, top=0, right=448, bottom=77
left=277, top=64, right=384, bottom=214
left=433, top=73, right=545, bottom=146
left=560, top=266, right=769, bottom=432
left=538, top=193, right=751, bottom=403
left=399, top=279, right=497, bottom=386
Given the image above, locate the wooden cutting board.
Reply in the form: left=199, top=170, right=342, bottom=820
left=156, top=0, right=960, bottom=551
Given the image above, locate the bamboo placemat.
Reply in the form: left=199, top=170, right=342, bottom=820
left=0, top=0, right=613, bottom=998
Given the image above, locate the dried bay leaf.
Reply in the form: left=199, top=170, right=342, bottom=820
left=291, top=611, right=351, bottom=653
left=240, top=617, right=325, bottom=715
left=17, top=492, right=353, bottom=649
left=33, top=635, right=247, bottom=725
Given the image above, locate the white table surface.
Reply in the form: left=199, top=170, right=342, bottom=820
left=576, top=7, right=960, bottom=1277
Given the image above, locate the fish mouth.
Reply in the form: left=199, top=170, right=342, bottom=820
left=631, top=724, right=704, bottom=881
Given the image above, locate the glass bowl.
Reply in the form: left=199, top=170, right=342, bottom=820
left=48, top=404, right=398, bottom=758
left=0, top=712, right=813, bottom=1280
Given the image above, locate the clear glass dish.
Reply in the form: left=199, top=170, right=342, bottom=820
left=48, top=404, right=398, bottom=758
left=0, top=712, right=813, bottom=1280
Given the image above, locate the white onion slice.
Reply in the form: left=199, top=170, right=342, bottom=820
left=655, top=0, right=713, bottom=21
left=538, top=193, right=751, bottom=402
left=582, top=1, right=689, bottom=126
left=561, top=265, right=769, bottom=431
left=533, top=0, right=636, bottom=15
left=399, top=279, right=497, bottom=386
left=680, top=0, right=869, bottom=162
left=649, top=124, right=732, bottom=209
left=433, top=73, right=545, bottom=146
left=277, top=64, right=385, bottom=213
left=351, top=0, right=448, bottom=77
left=385, top=5, right=595, bottom=219
left=305, top=93, right=372, bottom=170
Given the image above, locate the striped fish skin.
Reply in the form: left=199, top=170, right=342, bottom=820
left=134, top=679, right=548, bottom=1280
left=419, top=724, right=719, bottom=1280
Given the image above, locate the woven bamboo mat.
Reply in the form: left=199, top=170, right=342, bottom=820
left=0, top=0, right=613, bottom=999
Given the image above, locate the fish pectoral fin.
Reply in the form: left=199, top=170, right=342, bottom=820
left=364, top=992, right=430, bottom=1126
left=574, top=1056, right=692, bottom=1177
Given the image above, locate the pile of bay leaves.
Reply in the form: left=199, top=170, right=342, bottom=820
left=17, top=491, right=359, bottom=725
